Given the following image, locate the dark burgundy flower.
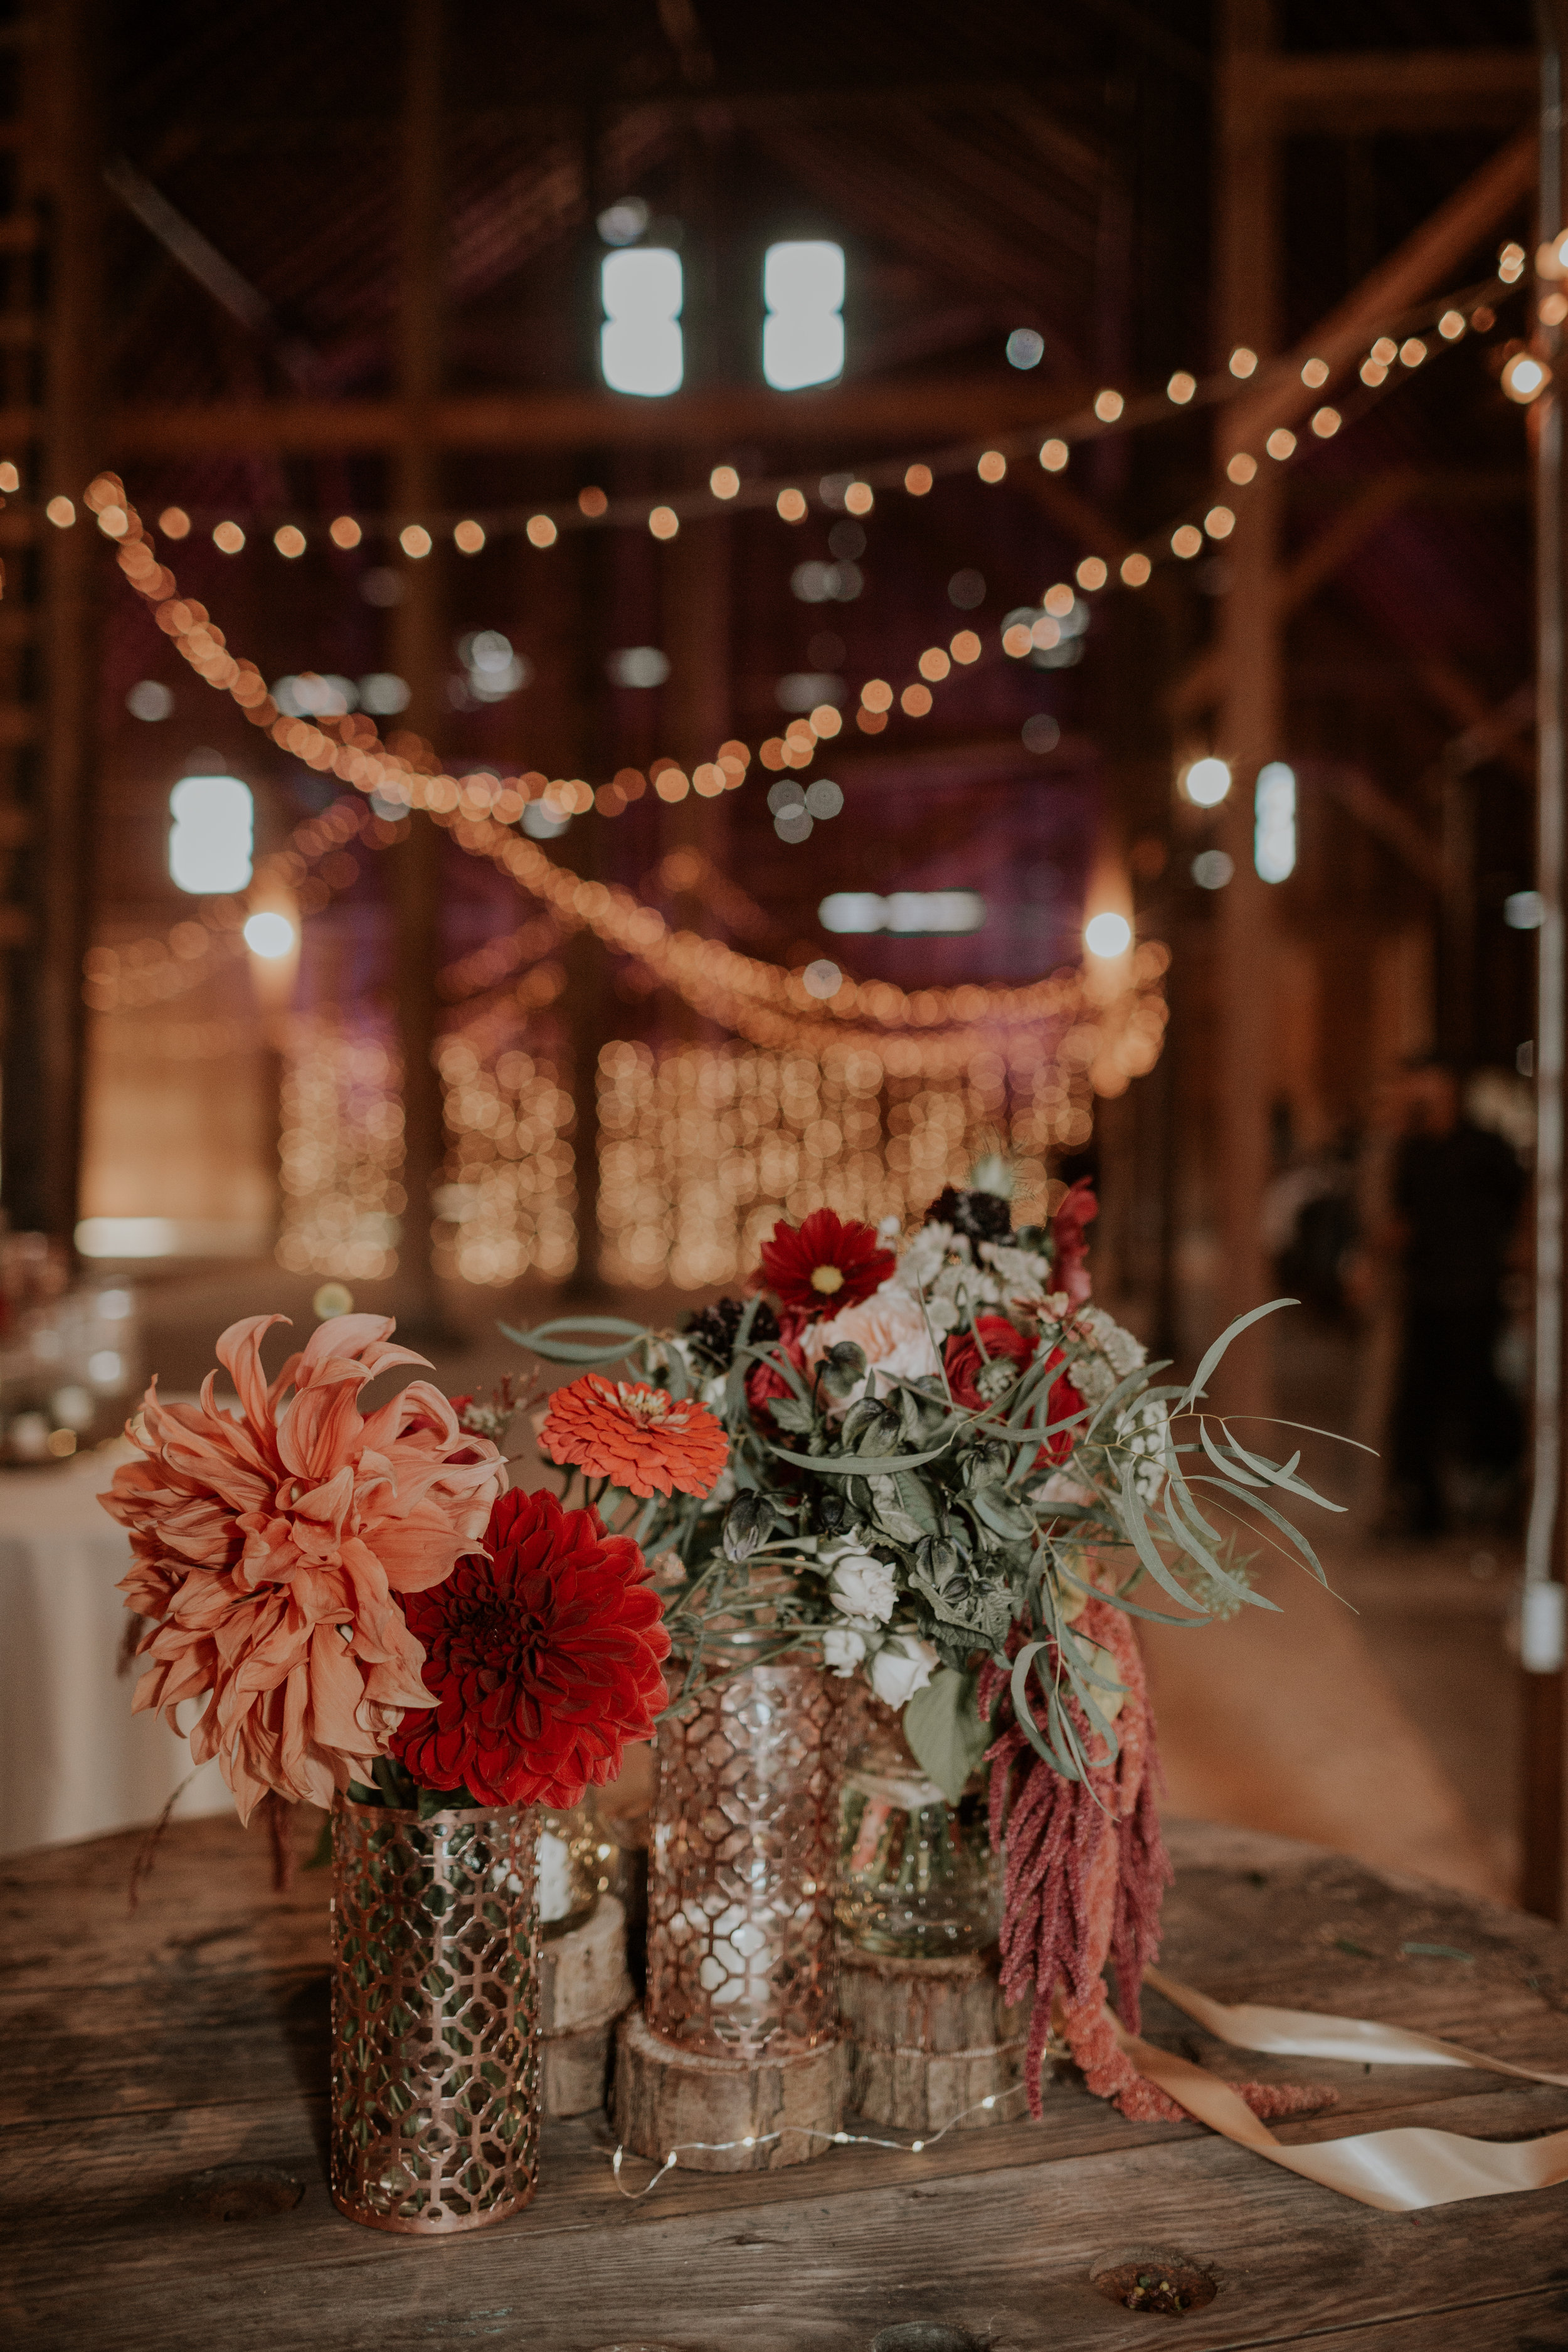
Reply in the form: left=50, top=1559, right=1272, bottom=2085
left=684, top=1295, right=779, bottom=1372
left=925, top=1185, right=1012, bottom=1246
left=944, top=1315, right=1084, bottom=1465
left=390, top=1487, right=669, bottom=1809
left=756, top=1208, right=894, bottom=1320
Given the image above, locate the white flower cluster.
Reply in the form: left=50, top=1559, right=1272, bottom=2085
left=820, top=1542, right=938, bottom=1705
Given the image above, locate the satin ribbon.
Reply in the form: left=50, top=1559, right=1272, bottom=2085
left=1111, top=1967, right=1568, bottom=2212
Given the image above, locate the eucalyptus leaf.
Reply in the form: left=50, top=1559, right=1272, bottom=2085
left=903, top=1666, right=991, bottom=1804
left=499, top=1315, right=653, bottom=1365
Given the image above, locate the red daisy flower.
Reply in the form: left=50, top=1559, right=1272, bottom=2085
left=540, top=1374, right=729, bottom=1499
left=757, top=1207, right=894, bottom=1321
left=944, top=1315, right=1084, bottom=1465
left=389, top=1487, right=670, bottom=1809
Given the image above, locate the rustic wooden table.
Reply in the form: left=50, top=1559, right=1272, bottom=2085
left=5, top=1814, right=1568, bottom=2352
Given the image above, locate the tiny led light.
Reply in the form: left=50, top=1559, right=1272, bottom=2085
left=1360, top=358, right=1387, bottom=387
left=1093, top=388, right=1123, bottom=423
left=1310, top=406, right=1341, bottom=438
left=213, top=519, right=245, bottom=552
left=1503, top=351, right=1549, bottom=404
left=776, top=487, right=807, bottom=522
left=1042, top=583, right=1075, bottom=618
left=329, top=514, right=362, bottom=549
left=0, top=460, right=18, bottom=494
left=1400, top=337, right=1427, bottom=368
left=400, top=524, right=432, bottom=559
left=977, top=449, right=1007, bottom=483
left=1184, top=755, right=1231, bottom=807
left=1076, top=556, right=1108, bottom=591
left=159, top=505, right=191, bottom=538
left=918, top=647, right=950, bottom=681
left=1171, top=524, right=1203, bottom=559
left=1204, top=505, right=1235, bottom=539
left=949, top=629, right=981, bottom=663
left=1039, top=439, right=1069, bottom=474
left=1166, top=371, right=1196, bottom=404
left=649, top=505, right=679, bottom=539
left=578, top=485, right=608, bottom=517
left=709, top=465, right=740, bottom=499
left=453, top=518, right=485, bottom=553
left=1228, top=346, right=1258, bottom=378
left=904, top=463, right=933, bottom=495
left=861, top=679, right=893, bottom=712
left=901, top=682, right=933, bottom=715
left=1371, top=337, right=1397, bottom=365
left=1266, top=428, right=1296, bottom=460
left=1002, top=623, right=1033, bottom=658
left=1300, top=356, right=1330, bottom=388
left=844, top=480, right=874, bottom=514
left=1499, top=241, right=1527, bottom=283
left=1084, top=911, right=1132, bottom=958
left=1226, top=452, right=1257, bottom=484
left=273, top=524, right=306, bottom=558
left=526, top=514, right=558, bottom=547
left=1439, top=309, right=1466, bottom=340
left=1120, top=552, right=1152, bottom=587
left=243, top=910, right=296, bottom=958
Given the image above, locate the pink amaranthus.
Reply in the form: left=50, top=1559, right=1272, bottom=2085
left=102, top=1314, right=504, bottom=1821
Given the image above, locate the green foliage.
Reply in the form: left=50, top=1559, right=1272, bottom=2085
left=903, top=1665, right=993, bottom=1803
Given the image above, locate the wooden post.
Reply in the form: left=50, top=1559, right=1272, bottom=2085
left=389, top=0, right=446, bottom=1333
left=1, top=1, right=101, bottom=1248
left=1209, top=0, right=1281, bottom=1417
left=1523, top=1, right=1568, bottom=1922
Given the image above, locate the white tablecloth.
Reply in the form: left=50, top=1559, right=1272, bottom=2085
left=0, top=1444, right=231, bottom=1855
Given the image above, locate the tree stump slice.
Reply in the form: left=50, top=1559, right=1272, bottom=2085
left=539, top=1896, right=633, bottom=2119
left=612, top=2008, right=846, bottom=2171
left=838, top=1941, right=1032, bottom=2132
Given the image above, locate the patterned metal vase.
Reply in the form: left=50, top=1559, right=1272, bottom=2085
left=645, top=1660, right=842, bottom=2058
left=329, top=1796, right=541, bottom=2233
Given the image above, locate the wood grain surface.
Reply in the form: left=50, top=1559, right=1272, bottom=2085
left=4, top=1813, right=1568, bottom=2351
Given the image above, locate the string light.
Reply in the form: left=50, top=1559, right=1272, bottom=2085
left=1120, top=553, right=1151, bottom=587
left=330, top=515, right=362, bottom=549
left=904, top=463, right=933, bottom=495
left=1038, top=438, right=1069, bottom=471
left=1093, top=389, right=1123, bottom=422
left=576, top=487, right=608, bottom=518
left=648, top=504, right=679, bottom=539
left=776, top=487, right=807, bottom=521
left=46, top=495, right=75, bottom=527
left=1226, top=452, right=1257, bottom=485
left=453, top=519, right=485, bottom=552
left=610, top=2077, right=1042, bottom=2199
left=158, top=505, right=189, bottom=538
left=1166, top=371, right=1196, bottom=405
left=526, top=514, right=557, bottom=548
left=1171, top=524, right=1202, bottom=559
left=1310, top=406, right=1341, bottom=438
left=1228, top=346, right=1257, bottom=378
left=273, top=526, right=305, bottom=559
left=1075, top=557, right=1108, bottom=591
left=977, top=449, right=1007, bottom=483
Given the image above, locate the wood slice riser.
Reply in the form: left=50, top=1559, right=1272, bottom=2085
left=540, top=1895, right=633, bottom=2119
left=612, top=2006, right=846, bottom=2171
left=838, top=1939, right=1035, bottom=2132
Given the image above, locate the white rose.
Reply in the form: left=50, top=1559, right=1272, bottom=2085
left=869, top=1634, right=939, bottom=1708
left=822, top=1624, right=869, bottom=1677
left=830, top=1550, right=898, bottom=1623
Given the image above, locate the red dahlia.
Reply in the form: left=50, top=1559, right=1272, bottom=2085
left=389, top=1486, right=670, bottom=1809
left=757, top=1207, right=894, bottom=1321
left=944, top=1315, right=1084, bottom=1465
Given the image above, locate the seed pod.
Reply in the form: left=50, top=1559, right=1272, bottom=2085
left=721, top=1491, right=775, bottom=1562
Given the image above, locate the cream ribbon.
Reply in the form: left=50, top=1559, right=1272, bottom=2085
left=1111, top=1966, right=1568, bottom=2212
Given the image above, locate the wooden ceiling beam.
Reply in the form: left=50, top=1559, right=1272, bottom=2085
left=97, top=373, right=1093, bottom=459
left=1236, top=48, right=1535, bottom=136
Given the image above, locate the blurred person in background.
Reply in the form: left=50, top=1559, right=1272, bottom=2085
left=1384, top=1057, right=1527, bottom=1537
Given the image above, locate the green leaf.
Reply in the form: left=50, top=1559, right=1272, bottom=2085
left=499, top=1315, right=652, bottom=1365
left=903, top=1666, right=991, bottom=1804
left=768, top=1396, right=817, bottom=1434
left=1181, top=1298, right=1297, bottom=1411
left=763, top=1434, right=957, bottom=1478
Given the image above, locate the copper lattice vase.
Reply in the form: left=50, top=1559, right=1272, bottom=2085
left=330, top=1796, right=541, bottom=2233
left=646, top=1660, right=842, bottom=2056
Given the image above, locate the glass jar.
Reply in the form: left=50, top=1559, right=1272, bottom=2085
left=837, top=1690, right=1000, bottom=1957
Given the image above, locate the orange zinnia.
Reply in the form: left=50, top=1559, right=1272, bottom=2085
left=540, top=1374, right=728, bottom=1499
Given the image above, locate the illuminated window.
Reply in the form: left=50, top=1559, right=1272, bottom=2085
left=168, top=772, right=253, bottom=895
left=600, top=248, right=683, bottom=398
left=1254, top=761, right=1296, bottom=882
left=763, top=240, right=844, bottom=391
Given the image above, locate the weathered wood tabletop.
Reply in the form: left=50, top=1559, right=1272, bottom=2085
left=5, top=1814, right=1568, bottom=2352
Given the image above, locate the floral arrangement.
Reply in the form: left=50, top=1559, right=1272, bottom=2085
left=103, top=1313, right=670, bottom=1823
left=517, top=1166, right=1337, bottom=2121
